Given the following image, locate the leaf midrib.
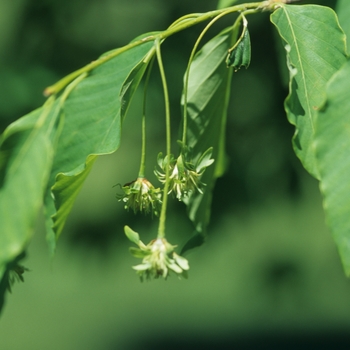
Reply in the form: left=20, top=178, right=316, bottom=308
left=282, top=6, right=314, bottom=133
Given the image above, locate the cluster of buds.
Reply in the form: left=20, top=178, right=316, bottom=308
left=125, top=226, right=189, bottom=281
left=117, top=177, right=162, bottom=216
left=155, top=142, right=214, bottom=201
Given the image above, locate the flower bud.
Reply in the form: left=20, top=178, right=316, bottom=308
left=226, top=19, right=251, bottom=72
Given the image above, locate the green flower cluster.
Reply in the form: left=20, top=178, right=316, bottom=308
left=117, top=177, right=162, bottom=216
left=125, top=226, right=189, bottom=281
left=117, top=142, right=214, bottom=281
left=155, top=142, right=214, bottom=201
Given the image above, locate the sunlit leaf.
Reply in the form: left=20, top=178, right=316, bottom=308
left=181, top=30, right=233, bottom=253
left=314, top=60, right=350, bottom=276
left=271, top=4, right=347, bottom=179
left=44, top=40, right=154, bottom=252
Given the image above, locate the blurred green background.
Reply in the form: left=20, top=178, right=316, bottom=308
left=2, top=0, right=350, bottom=349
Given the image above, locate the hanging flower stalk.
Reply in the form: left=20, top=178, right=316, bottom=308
left=153, top=13, right=221, bottom=203
left=116, top=58, right=162, bottom=217
left=124, top=39, right=189, bottom=280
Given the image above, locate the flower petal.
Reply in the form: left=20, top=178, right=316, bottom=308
left=132, top=262, right=152, bottom=271
left=129, top=247, right=150, bottom=258
left=167, top=261, right=183, bottom=274
left=173, top=253, right=190, bottom=270
left=124, top=225, right=140, bottom=245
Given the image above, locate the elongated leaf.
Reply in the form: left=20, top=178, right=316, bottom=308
left=181, top=30, right=233, bottom=253
left=45, top=40, right=154, bottom=251
left=336, top=0, right=350, bottom=51
left=0, top=98, right=59, bottom=280
left=314, top=60, right=350, bottom=276
left=271, top=5, right=347, bottom=179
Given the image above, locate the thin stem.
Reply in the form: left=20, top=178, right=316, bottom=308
left=182, top=7, right=262, bottom=145
left=155, top=39, right=171, bottom=239
left=44, top=2, right=269, bottom=96
left=138, top=105, right=146, bottom=178
left=138, top=58, right=154, bottom=178
left=182, top=9, right=235, bottom=145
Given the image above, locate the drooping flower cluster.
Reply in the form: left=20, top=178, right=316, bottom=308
left=155, top=142, right=214, bottom=201
left=117, top=177, right=162, bottom=216
left=124, top=226, right=189, bottom=281
left=117, top=142, right=214, bottom=281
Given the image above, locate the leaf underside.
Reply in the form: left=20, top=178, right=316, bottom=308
left=181, top=30, right=233, bottom=253
left=44, top=41, right=155, bottom=253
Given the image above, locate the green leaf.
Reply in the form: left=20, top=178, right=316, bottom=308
left=180, top=231, right=205, bottom=255
left=44, top=40, right=154, bottom=252
left=336, top=0, right=350, bottom=52
left=120, top=48, right=155, bottom=122
left=0, top=98, right=59, bottom=280
left=47, top=155, right=97, bottom=248
left=181, top=30, right=233, bottom=252
left=271, top=5, right=347, bottom=179
left=314, top=60, right=350, bottom=276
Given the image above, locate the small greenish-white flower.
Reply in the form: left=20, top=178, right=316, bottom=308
left=155, top=141, right=214, bottom=201
left=117, top=177, right=162, bottom=216
left=124, top=226, right=189, bottom=281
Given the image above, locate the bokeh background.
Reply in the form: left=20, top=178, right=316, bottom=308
left=2, top=0, right=350, bottom=349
